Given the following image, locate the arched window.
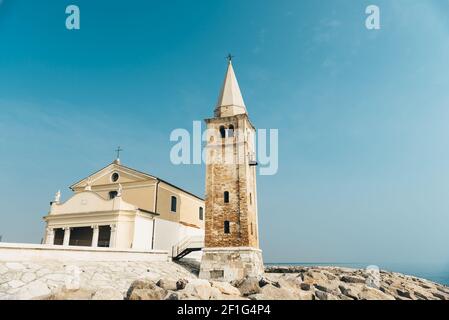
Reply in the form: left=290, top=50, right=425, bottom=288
left=224, top=221, right=230, bottom=234
left=199, top=207, right=204, bottom=220
left=171, top=196, right=177, bottom=212
left=109, top=191, right=118, bottom=199
left=228, top=125, right=235, bottom=137
left=219, top=126, right=226, bottom=139
left=224, top=191, right=229, bottom=203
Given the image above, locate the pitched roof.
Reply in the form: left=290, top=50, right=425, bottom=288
left=215, top=61, right=247, bottom=111
left=70, top=162, right=204, bottom=201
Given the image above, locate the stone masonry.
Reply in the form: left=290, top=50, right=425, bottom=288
left=203, top=114, right=259, bottom=248
left=200, top=60, right=264, bottom=281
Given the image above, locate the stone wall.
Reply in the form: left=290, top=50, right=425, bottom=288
left=199, top=247, right=264, bottom=282
left=204, top=114, right=259, bottom=248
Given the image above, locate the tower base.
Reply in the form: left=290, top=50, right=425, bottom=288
left=199, top=247, right=264, bottom=282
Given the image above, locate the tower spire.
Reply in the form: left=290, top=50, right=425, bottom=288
left=215, top=57, right=247, bottom=117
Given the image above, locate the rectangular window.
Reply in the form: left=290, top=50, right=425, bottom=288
left=171, top=196, right=177, bottom=212
left=224, top=221, right=230, bottom=234
left=224, top=191, right=229, bottom=203
left=109, top=191, right=118, bottom=200
left=199, top=207, right=204, bottom=220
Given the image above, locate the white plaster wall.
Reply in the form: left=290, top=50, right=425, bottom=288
left=153, top=218, right=204, bottom=258
left=0, top=243, right=168, bottom=262
left=153, top=218, right=179, bottom=254
left=132, top=215, right=154, bottom=251
left=116, top=218, right=135, bottom=249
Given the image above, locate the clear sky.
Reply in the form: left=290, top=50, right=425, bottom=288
left=1, top=0, right=449, bottom=269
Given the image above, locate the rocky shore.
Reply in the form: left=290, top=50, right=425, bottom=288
left=123, top=265, right=449, bottom=300
left=1, top=260, right=448, bottom=300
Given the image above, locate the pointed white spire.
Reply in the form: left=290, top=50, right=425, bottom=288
left=215, top=60, right=247, bottom=117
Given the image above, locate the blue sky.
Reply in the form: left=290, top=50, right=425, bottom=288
left=1, top=0, right=449, bottom=269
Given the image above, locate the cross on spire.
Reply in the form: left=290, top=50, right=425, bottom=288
left=115, top=146, right=123, bottom=160
left=226, top=53, right=234, bottom=63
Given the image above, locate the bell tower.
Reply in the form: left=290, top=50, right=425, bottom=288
left=199, top=58, right=264, bottom=281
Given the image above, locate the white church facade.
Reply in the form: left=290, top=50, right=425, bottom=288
left=43, top=159, right=205, bottom=257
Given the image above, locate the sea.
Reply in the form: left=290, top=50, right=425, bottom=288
left=265, top=262, right=449, bottom=286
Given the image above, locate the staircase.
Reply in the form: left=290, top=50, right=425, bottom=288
left=172, top=236, right=204, bottom=260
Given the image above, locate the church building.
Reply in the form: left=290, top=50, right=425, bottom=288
left=42, top=57, right=263, bottom=272
left=43, top=158, right=205, bottom=256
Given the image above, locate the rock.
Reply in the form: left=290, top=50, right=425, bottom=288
left=248, top=293, right=267, bottom=300
left=340, top=275, right=366, bottom=284
left=126, top=279, right=167, bottom=300
left=176, top=279, right=188, bottom=290
left=164, top=292, right=179, bottom=300
left=359, top=287, right=395, bottom=300
left=298, top=290, right=315, bottom=300
left=413, top=290, right=430, bottom=300
left=300, top=283, right=311, bottom=291
left=127, top=288, right=164, bottom=300
left=43, top=289, right=95, bottom=300
left=303, top=270, right=329, bottom=284
left=210, top=281, right=241, bottom=296
left=431, top=292, right=446, bottom=300
left=91, top=287, right=123, bottom=300
left=396, top=288, right=412, bottom=299
left=338, top=284, right=361, bottom=300
left=177, top=291, right=201, bottom=300
left=235, top=277, right=261, bottom=296
left=157, top=278, right=178, bottom=291
left=314, top=290, right=328, bottom=300
left=314, top=283, right=333, bottom=293
left=259, top=277, right=280, bottom=288
left=221, top=294, right=249, bottom=300
left=209, top=287, right=223, bottom=300
left=183, top=279, right=213, bottom=300
left=259, top=284, right=297, bottom=300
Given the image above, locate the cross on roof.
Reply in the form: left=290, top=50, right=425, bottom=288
left=115, top=146, right=123, bottom=159
left=226, top=53, right=235, bottom=62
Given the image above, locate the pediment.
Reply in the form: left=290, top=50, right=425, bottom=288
left=71, top=162, right=157, bottom=190
left=51, top=191, right=137, bottom=215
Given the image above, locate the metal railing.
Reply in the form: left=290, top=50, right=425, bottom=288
left=172, top=235, right=204, bottom=258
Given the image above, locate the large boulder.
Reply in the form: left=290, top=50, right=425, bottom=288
left=259, top=284, right=297, bottom=300
left=210, top=281, right=241, bottom=296
left=234, top=277, right=261, bottom=296
left=182, top=279, right=213, bottom=300
left=338, top=284, right=362, bottom=300
left=358, top=287, right=395, bottom=300
left=126, top=279, right=167, bottom=300
left=297, top=290, right=315, bottom=300
left=157, top=278, right=178, bottom=291
left=209, top=287, right=223, bottom=300
left=340, top=275, right=366, bottom=284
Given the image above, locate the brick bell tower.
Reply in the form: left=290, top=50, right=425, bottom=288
left=199, top=57, right=264, bottom=281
